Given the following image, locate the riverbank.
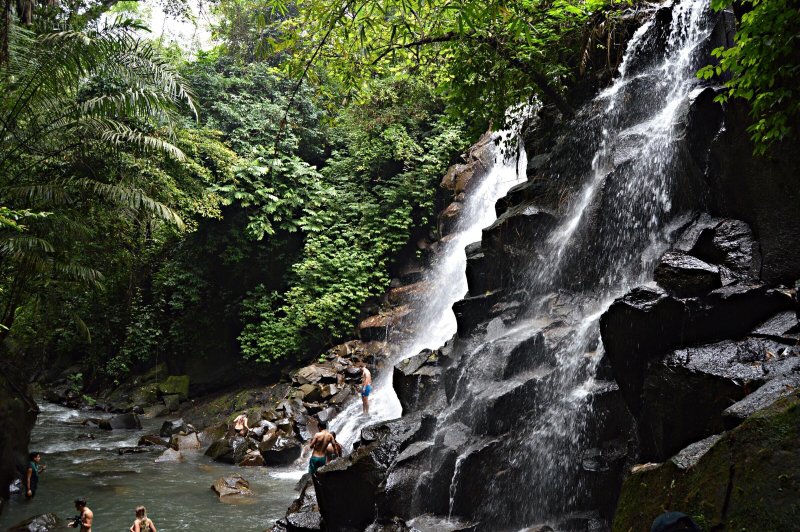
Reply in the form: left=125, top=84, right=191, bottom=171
left=0, top=402, right=299, bottom=531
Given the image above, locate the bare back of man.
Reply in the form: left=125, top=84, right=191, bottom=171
left=308, top=424, right=334, bottom=474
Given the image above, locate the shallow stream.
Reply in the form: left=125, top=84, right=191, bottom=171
left=0, top=402, right=301, bottom=531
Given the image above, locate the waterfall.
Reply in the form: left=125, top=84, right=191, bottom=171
left=400, top=0, right=718, bottom=528
left=331, top=128, right=528, bottom=450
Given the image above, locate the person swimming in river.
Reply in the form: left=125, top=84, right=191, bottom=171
left=232, top=411, right=249, bottom=437
left=326, top=431, right=343, bottom=463
left=25, top=452, right=45, bottom=499
left=129, top=505, right=157, bottom=532
left=358, top=361, right=372, bottom=415
left=307, top=420, right=334, bottom=474
left=68, top=497, right=93, bottom=531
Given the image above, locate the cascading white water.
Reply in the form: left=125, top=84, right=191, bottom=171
left=415, top=0, right=718, bottom=528
left=331, top=129, right=528, bottom=450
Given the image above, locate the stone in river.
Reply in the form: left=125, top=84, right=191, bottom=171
left=154, top=448, right=183, bottom=463
left=211, top=474, right=252, bottom=499
left=159, top=418, right=188, bottom=437
left=7, top=513, right=60, bottom=531
left=99, top=413, right=142, bottom=430
left=238, top=450, right=265, bottom=467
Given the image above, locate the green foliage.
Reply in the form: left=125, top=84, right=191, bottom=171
left=697, top=0, right=800, bottom=155
left=238, top=77, right=466, bottom=362
left=261, top=0, right=615, bottom=133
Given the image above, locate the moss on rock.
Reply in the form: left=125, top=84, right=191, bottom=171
left=158, top=375, right=190, bottom=401
left=613, top=392, right=800, bottom=532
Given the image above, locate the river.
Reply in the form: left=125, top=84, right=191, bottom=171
left=0, top=402, right=300, bottom=531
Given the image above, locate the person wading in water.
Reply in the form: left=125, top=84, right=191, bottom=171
left=129, top=505, right=157, bottom=532
left=25, top=452, right=45, bottom=499
left=307, top=420, right=334, bottom=474
left=68, top=497, right=93, bottom=531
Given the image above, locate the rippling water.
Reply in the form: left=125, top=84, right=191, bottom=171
left=0, top=402, right=300, bottom=531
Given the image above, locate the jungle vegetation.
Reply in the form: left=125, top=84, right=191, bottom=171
left=0, top=0, right=795, bottom=388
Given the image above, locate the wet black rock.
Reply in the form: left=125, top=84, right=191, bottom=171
left=722, top=373, right=800, bottom=429
left=453, top=291, right=505, bottom=337
left=314, top=414, right=435, bottom=531
left=7, top=513, right=59, bottom=531
left=100, top=413, right=142, bottom=430
left=259, top=435, right=303, bottom=466
left=638, top=336, right=799, bottom=460
left=653, top=250, right=721, bottom=297
left=205, top=438, right=234, bottom=463
left=393, top=349, right=441, bottom=414
left=600, top=283, right=795, bottom=415
left=159, top=418, right=188, bottom=438
left=281, top=486, right=322, bottom=531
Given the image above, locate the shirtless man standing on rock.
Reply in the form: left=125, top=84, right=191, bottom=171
left=359, top=361, right=372, bottom=415
left=307, top=420, right=334, bottom=475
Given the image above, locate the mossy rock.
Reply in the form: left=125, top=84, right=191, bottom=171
left=158, top=375, right=190, bottom=401
left=613, top=392, right=800, bottom=532
left=131, top=383, right=159, bottom=406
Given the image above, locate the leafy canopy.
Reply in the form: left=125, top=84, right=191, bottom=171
left=697, top=0, right=800, bottom=155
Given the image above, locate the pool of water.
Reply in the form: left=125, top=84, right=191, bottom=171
left=0, top=402, right=301, bottom=531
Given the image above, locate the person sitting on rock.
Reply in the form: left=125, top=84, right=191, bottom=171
left=25, top=452, right=45, bottom=499
left=68, top=497, right=93, bottom=531
left=358, top=361, right=372, bottom=415
left=129, top=505, right=157, bottom=532
left=307, top=420, right=334, bottom=474
left=326, top=431, right=343, bottom=463
left=232, top=412, right=249, bottom=437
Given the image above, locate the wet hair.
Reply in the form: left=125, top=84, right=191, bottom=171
left=28, top=452, right=39, bottom=461
left=318, top=419, right=328, bottom=430
left=330, top=431, right=336, bottom=438
left=135, top=506, right=147, bottom=518
left=74, top=498, right=87, bottom=507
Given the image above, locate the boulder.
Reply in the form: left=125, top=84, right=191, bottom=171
left=198, top=423, right=228, bottom=446
left=238, top=450, right=265, bottom=467
left=293, top=365, right=338, bottom=386
left=211, top=474, right=252, bottom=499
left=100, top=413, right=142, bottom=430
left=359, top=306, right=413, bottom=341
left=653, top=250, right=721, bottom=297
left=676, top=216, right=761, bottom=284
left=722, top=373, right=800, bottom=429
left=439, top=201, right=464, bottom=236
left=613, top=393, right=800, bottom=532
left=7, top=513, right=59, bottom=531
left=137, top=434, right=172, bottom=448
left=143, top=404, right=169, bottom=418
left=314, top=414, right=435, bottom=530
left=600, top=283, right=795, bottom=415
left=388, top=282, right=431, bottom=307
left=231, top=435, right=258, bottom=465
left=637, top=337, right=796, bottom=460
left=158, top=375, right=190, bottom=400
left=260, top=435, right=303, bottom=466
left=205, top=438, right=234, bottom=463
left=393, top=349, right=441, bottom=414
left=171, top=432, right=202, bottom=451
left=154, top=448, right=183, bottom=463
left=162, top=394, right=181, bottom=412
left=159, top=418, right=188, bottom=438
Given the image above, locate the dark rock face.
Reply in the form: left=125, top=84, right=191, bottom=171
left=602, top=216, right=799, bottom=461
left=708, top=99, right=800, bottom=285
left=653, top=251, right=721, bottom=297
left=313, top=414, right=435, bottom=531
left=393, top=349, right=442, bottom=414
left=613, top=393, right=800, bottom=532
